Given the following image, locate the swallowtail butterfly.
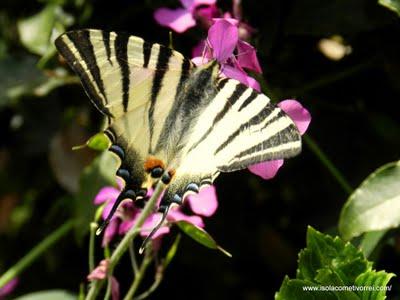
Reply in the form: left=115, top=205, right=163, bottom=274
left=55, top=29, right=302, bottom=241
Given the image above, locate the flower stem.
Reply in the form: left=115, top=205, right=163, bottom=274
left=304, top=135, right=353, bottom=194
left=123, top=248, right=153, bottom=300
left=133, top=266, right=163, bottom=300
left=0, top=220, right=75, bottom=289
left=129, top=243, right=139, bottom=275
left=89, top=222, right=98, bottom=272
left=85, top=182, right=166, bottom=300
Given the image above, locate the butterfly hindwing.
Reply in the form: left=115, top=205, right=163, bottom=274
left=161, top=76, right=301, bottom=207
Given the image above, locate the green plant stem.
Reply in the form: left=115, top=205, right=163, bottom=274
left=0, top=219, right=75, bottom=288
left=133, top=266, right=163, bottom=300
left=123, top=249, right=153, bottom=300
left=104, top=277, right=112, bottom=300
left=304, top=135, right=353, bottom=195
left=129, top=243, right=139, bottom=275
left=89, top=222, right=97, bottom=272
left=85, top=182, right=166, bottom=300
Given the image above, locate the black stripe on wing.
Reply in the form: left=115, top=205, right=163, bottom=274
left=114, top=33, right=130, bottom=112
left=148, top=46, right=173, bottom=147
left=214, top=104, right=276, bottom=155
left=55, top=34, right=113, bottom=118
left=186, top=79, right=245, bottom=154
left=102, top=31, right=112, bottom=65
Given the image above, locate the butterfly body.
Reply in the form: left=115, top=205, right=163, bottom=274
left=55, top=29, right=302, bottom=231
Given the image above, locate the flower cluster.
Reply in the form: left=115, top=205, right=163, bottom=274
left=94, top=180, right=218, bottom=247
left=154, top=0, right=311, bottom=180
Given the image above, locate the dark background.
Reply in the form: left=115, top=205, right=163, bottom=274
left=1, top=0, right=400, bottom=299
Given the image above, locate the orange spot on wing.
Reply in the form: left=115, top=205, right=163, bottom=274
left=168, top=169, right=176, bottom=178
left=144, top=156, right=165, bottom=172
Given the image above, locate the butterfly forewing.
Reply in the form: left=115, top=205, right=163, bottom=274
left=55, top=29, right=192, bottom=122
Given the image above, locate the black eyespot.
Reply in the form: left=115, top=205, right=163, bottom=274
left=117, top=168, right=130, bottom=180
left=136, top=189, right=147, bottom=198
left=173, top=194, right=182, bottom=205
left=110, top=144, right=125, bottom=159
left=123, top=189, right=136, bottom=200
left=161, top=173, right=171, bottom=184
left=151, top=167, right=164, bottom=178
left=158, top=205, right=168, bottom=213
left=186, top=183, right=199, bottom=193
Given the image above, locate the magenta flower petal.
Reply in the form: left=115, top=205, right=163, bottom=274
left=168, top=209, right=205, bottom=227
left=94, top=187, right=120, bottom=205
left=102, top=218, right=120, bottom=247
left=222, top=65, right=250, bottom=86
left=245, top=75, right=261, bottom=92
left=278, top=100, right=311, bottom=135
left=102, top=198, right=116, bottom=220
left=140, top=213, right=170, bottom=239
left=213, top=16, right=239, bottom=26
left=187, top=185, right=218, bottom=217
left=111, top=276, right=120, bottom=300
left=0, top=278, right=18, bottom=298
left=192, top=0, right=216, bottom=6
left=192, top=39, right=207, bottom=58
left=87, top=259, right=109, bottom=280
left=237, top=40, right=262, bottom=73
left=154, top=8, right=196, bottom=33
left=208, top=20, right=238, bottom=62
left=195, top=5, right=219, bottom=25
left=248, top=159, right=284, bottom=180
left=180, top=0, right=195, bottom=9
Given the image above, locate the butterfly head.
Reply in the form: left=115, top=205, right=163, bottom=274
left=198, top=59, right=220, bottom=79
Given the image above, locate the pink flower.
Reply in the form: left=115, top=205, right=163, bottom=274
left=192, top=19, right=262, bottom=91
left=0, top=278, right=18, bottom=299
left=87, top=260, right=119, bottom=300
left=248, top=100, right=311, bottom=179
left=94, top=182, right=218, bottom=245
left=154, top=0, right=219, bottom=33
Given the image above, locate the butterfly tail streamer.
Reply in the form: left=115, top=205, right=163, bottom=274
left=96, top=190, right=132, bottom=235
left=139, top=204, right=171, bottom=254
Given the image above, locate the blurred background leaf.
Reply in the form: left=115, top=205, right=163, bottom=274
left=339, top=161, right=400, bottom=241
left=379, top=0, right=400, bottom=16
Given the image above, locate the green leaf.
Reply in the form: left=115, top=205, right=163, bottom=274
left=163, top=234, right=181, bottom=268
left=176, top=221, right=232, bottom=257
left=355, top=270, right=395, bottom=299
left=297, top=227, right=371, bottom=285
left=275, top=277, right=338, bottom=300
left=359, top=230, right=387, bottom=258
left=379, top=0, right=400, bottom=16
left=74, top=152, right=117, bottom=240
left=277, top=227, right=393, bottom=300
left=0, top=56, right=47, bottom=107
left=339, top=161, right=400, bottom=241
left=86, top=133, right=111, bottom=151
left=14, top=290, right=76, bottom=300
left=18, top=5, right=58, bottom=56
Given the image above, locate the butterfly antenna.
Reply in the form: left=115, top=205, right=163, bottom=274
left=96, top=190, right=129, bottom=235
left=139, top=204, right=171, bottom=254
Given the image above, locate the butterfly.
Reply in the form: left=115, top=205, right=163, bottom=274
left=55, top=29, right=302, bottom=242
